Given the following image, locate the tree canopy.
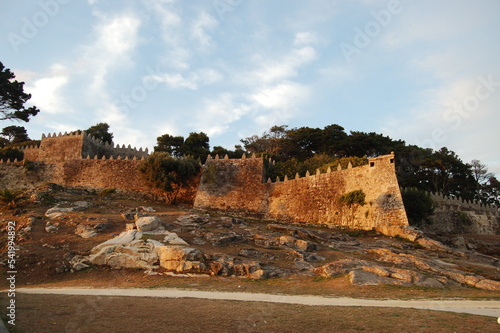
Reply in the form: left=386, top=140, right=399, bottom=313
left=154, top=131, right=210, bottom=162
left=240, top=124, right=497, bottom=205
left=85, top=123, right=114, bottom=145
left=0, top=61, right=39, bottom=122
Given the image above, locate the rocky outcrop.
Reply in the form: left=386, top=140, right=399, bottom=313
left=135, top=216, right=162, bottom=232
left=75, top=222, right=110, bottom=238
left=45, top=201, right=92, bottom=219
left=158, top=246, right=207, bottom=273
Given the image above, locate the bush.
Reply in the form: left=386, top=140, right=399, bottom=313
left=0, top=147, right=23, bottom=162
left=0, top=189, right=27, bottom=210
left=338, top=190, right=366, bottom=207
left=139, top=153, right=201, bottom=204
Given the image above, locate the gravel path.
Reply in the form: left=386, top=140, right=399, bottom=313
left=17, top=288, right=500, bottom=318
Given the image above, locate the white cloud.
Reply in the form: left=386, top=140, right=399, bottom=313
left=254, top=46, right=316, bottom=84
left=251, top=81, right=309, bottom=110
left=26, top=64, right=69, bottom=115
left=382, top=74, right=500, bottom=174
left=147, top=68, right=222, bottom=90
left=190, top=11, right=218, bottom=51
left=82, top=13, right=141, bottom=95
left=293, top=32, right=318, bottom=46
left=150, top=1, right=191, bottom=70
left=194, top=94, right=251, bottom=137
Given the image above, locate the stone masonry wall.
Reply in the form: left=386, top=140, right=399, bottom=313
left=22, top=132, right=149, bottom=162
left=23, top=132, right=84, bottom=162
left=194, top=153, right=409, bottom=234
left=193, top=155, right=267, bottom=216
left=422, top=192, right=500, bottom=235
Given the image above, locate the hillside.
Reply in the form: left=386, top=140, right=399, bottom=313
left=1, top=184, right=500, bottom=298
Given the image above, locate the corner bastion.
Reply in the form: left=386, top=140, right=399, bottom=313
left=194, top=153, right=410, bottom=236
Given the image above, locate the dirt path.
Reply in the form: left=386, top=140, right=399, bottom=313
left=17, top=288, right=500, bottom=318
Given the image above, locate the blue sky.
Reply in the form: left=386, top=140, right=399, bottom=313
left=1, top=0, right=500, bottom=175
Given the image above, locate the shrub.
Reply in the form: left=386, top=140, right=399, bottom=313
left=139, top=152, right=201, bottom=204
left=0, top=189, right=27, bottom=210
left=0, top=147, right=23, bottom=162
left=338, top=190, right=366, bottom=207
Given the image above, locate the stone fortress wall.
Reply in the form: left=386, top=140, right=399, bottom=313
left=1, top=132, right=498, bottom=235
left=422, top=191, right=499, bottom=235
left=194, top=153, right=410, bottom=236
left=22, top=131, right=149, bottom=162
left=0, top=132, right=158, bottom=196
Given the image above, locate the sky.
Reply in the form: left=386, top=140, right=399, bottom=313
left=1, top=0, right=499, bottom=175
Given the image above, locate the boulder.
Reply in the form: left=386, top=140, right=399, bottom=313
left=253, top=234, right=280, bottom=248
left=90, top=239, right=160, bottom=269
left=349, top=269, right=389, bottom=286
left=279, top=236, right=317, bottom=252
left=75, top=222, right=111, bottom=239
left=475, top=279, right=500, bottom=291
left=90, top=230, right=143, bottom=254
left=45, top=222, right=59, bottom=233
left=69, top=255, right=90, bottom=272
left=206, top=232, right=245, bottom=246
left=75, top=224, right=98, bottom=238
left=158, top=246, right=207, bottom=273
left=135, top=216, right=162, bottom=232
left=163, top=232, right=189, bottom=245
left=314, top=259, right=370, bottom=277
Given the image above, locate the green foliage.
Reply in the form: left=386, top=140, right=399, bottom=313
left=85, top=123, right=114, bottom=144
left=0, top=61, right=40, bottom=122
left=182, top=132, right=210, bottom=161
left=211, top=145, right=246, bottom=159
left=154, top=132, right=210, bottom=162
left=1, top=125, right=29, bottom=145
left=266, top=155, right=369, bottom=180
left=0, top=147, right=23, bottom=162
left=139, top=152, right=201, bottom=204
left=23, top=159, right=36, bottom=171
left=0, top=189, right=26, bottom=210
left=338, top=190, right=366, bottom=207
left=401, top=188, right=434, bottom=226
left=155, top=134, right=184, bottom=157
left=243, top=124, right=489, bottom=203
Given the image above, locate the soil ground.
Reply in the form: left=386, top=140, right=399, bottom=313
left=1, top=188, right=500, bottom=332
left=2, top=293, right=500, bottom=333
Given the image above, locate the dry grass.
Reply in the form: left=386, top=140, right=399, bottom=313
left=2, top=293, right=499, bottom=333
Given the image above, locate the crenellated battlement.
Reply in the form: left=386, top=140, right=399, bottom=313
left=194, top=153, right=408, bottom=235
left=205, top=152, right=396, bottom=185
left=20, top=131, right=149, bottom=162
left=82, top=132, right=149, bottom=160
left=426, top=190, right=499, bottom=216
